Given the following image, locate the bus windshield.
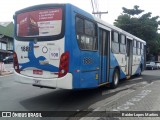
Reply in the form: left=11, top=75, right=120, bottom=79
left=16, top=8, right=63, bottom=38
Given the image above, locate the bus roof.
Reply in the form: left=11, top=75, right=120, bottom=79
left=15, top=3, right=146, bottom=45
left=94, top=17, right=146, bottom=45
left=69, top=3, right=146, bottom=45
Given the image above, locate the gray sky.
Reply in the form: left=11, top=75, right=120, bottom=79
left=1, top=0, right=160, bottom=24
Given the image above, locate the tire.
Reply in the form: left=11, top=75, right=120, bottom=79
left=111, top=69, right=119, bottom=89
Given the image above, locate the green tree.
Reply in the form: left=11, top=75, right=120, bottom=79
left=122, top=5, right=144, bottom=15
left=114, top=5, right=160, bottom=60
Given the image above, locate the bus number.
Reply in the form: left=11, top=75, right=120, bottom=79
left=21, top=46, right=32, bottom=52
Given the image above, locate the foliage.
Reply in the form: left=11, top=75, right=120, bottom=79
left=114, top=5, right=160, bottom=60
left=122, top=5, right=144, bottom=15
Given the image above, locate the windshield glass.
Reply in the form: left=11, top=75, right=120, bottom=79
left=16, top=8, right=62, bottom=37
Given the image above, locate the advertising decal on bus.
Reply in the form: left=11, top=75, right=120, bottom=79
left=17, top=8, right=62, bottom=37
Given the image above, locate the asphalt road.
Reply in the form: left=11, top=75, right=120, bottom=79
left=0, top=68, right=160, bottom=120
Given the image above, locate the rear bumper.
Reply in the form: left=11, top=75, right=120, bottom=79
left=14, top=70, right=73, bottom=89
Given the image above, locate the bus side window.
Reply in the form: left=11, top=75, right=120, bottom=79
left=112, top=31, right=119, bottom=54
left=137, top=41, right=140, bottom=55
left=76, top=17, right=84, bottom=33
left=84, top=20, right=96, bottom=36
left=120, top=34, right=126, bottom=54
left=76, top=16, right=97, bottom=51
left=133, top=40, right=137, bottom=55
left=141, top=43, right=144, bottom=55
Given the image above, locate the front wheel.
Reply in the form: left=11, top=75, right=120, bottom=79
left=111, top=69, right=119, bottom=89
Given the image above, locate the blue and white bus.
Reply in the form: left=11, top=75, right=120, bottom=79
left=13, top=3, right=146, bottom=89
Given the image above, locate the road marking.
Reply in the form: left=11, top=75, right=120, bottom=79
left=112, top=89, right=151, bottom=111
left=130, top=77, right=142, bottom=81
left=92, top=89, right=135, bottom=112
left=100, top=81, right=150, bottom=111
left=143, top=81, right=153, bottom=88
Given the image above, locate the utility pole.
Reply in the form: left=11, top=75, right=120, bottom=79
left=92, top=11, right=108, bottom=19
left=91, top=0, right=108, bottom=19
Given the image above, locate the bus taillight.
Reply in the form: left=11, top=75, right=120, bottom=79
left=58, top=51, right=69, bottom=78
left=13, top=52, right=20, bottom=73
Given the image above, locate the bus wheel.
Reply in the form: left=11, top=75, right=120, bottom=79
left=111, top=69, right=119, bottom=89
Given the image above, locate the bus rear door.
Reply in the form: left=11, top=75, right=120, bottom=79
left=99, top=28, right=110, bottom=85
left=126, top=37, right=133, bottom=76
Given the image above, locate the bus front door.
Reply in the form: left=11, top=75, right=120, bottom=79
left=99, top=28, right=110, bottom=85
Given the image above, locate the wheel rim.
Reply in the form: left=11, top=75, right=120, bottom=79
left=114, top=71, right=119, bottom=85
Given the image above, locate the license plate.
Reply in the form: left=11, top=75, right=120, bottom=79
left=33, top=70, right=43, bottom=75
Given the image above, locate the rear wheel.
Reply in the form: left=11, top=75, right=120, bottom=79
left=111, top=69, right=119, bottom=89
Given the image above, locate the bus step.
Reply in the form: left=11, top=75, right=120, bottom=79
left=126, top=76, right=131, bottom=80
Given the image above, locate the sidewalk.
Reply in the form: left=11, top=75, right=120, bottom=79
left=78, top=80, right=160, bottom=120
left=0, top=70, right=13, bottom=76
left=0, top=63, right=14, bottom=76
